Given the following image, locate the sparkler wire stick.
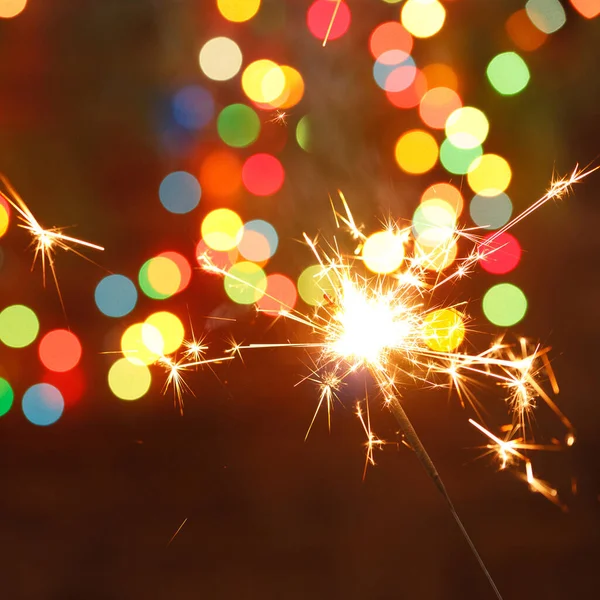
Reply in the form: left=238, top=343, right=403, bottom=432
left=388, top=396, right=503, bottom=600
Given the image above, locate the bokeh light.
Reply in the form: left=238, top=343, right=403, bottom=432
left=296, top=115, right=311, bottom=151
left=172, top=85, right=214, bottom=130
left=506, top=9, right=548, bottom=51
left=224, top=261, right=267, bottom=304
left=139, top=256, right=181, bottom=300
left=470, top=192, right=513, bottom=230
left=483, top=283, right=528, bottom=326
left=201, top=208, right=244, bottom=251
left=307, top=0, right=351, bottom=42
left=43, top=368, right=85, bottom=407
left=412, top=199, right=456, bottom=246
left=121, top=322, right=163, bottom=366
left=108, top=358, right=152, bottom=401
left=218, top=104, right=260, bottom=148
left=362, top=231, right=405, bottom=274
left=95, top=274, right=137, bottom=318
left=145, top=312, right=184, bottom=356
left=445, top=106, right=489, bottom=149
left=401, top=0, right=446, bottom=38
left=158, top=251, right=192, bottom=294
left=439, top=139, right=483, bottom=175
left=0, top=377, right=13, bottom=417
left=242, top=153, right=285, bottom=196
left=238, top=219, right=278, bottom=262
left=525, top=0, right=567, bottom=34
left=256, top=273, right=298, bottom=315
left=270, top=66, right=305, bottom=108
left=242, top=59, right=286, bottom=104
left=479, top=232, right=522, bottom=275
left=570, top=0, right=600, bottom=18
left=467, top=154, right=512, bottom=196
left=486, top=52, right=530, bottom=96
left=199, top=36, right=243, bottom=81
left=415, top=238, right=458, bottom=272
left=373, top=52, right=416, bottom=92
left=0, top=0, right=27, bottom=19
left=0, top=196, right=9, bottom=237
left=369, top=22, right=413, bottom=60
left=0, top=304, right=39, bottom=348
left=419, top=87, right=462, bottom=129
left=297, top=264, right=335, bottom=306
left=39, top=329, right=82, bottom=373
left=217, top=0, right=261, bottom=22
left=199, top=149, right=243, bottom=198
left=22, top=383, right=64, bottom=426
left=422, top=63, right=458, bottom=91
left=394, top=130, right=438, bottom=174
left=385, top=70, right=428, bottom=109
left=421, top=182, right=464, bottom=217
left=159, top=171, right=201, bottom=214
left=422, top=308, right=465, bottom=352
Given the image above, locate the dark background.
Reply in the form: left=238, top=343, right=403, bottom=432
left=0, top=1, right=599, bottom=598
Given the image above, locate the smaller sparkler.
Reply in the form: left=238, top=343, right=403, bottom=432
left=0, top=176, right=104, bottom=311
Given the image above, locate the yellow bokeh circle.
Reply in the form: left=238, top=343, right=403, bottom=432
left=422, top=308, right=465, bottom=352
left=147, top=256, right=181, bottom=297
left=145, top=311, right=184, bottom=356
left=242, top=59, right=286, bottom=104
left=0, top=204, right=9, bottom=237
left=217, top=0, right=261, bottom=23
left=297, top=265, right=335, bottom=306
left=201, top=208, right=244, bottom=251
left=415, top=238, right=458, bottom=272
left=467, top=154, right=512, bottom=197
left=401, top=0, right=446, bottom=39
left=362, top=231, right=405, bottom=274
left=121, top=322, right=163, bottom=366
left=445, top=106, right=489, bottom=149
left=395, top=130, right=438, bottom=174
left=271, top=66, right=305, bottom=109
left=108, top=358, right=152, bottom=401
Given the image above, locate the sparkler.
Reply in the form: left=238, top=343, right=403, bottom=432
left=0, top=176, right=104, bottom=311
left=199, top=165, right=593, bottom=599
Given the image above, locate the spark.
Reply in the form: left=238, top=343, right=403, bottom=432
left=0, top=176, right=104, bottom=311
left=167, top=518, right=188, bottom=547
left=322, top=0, right=342, bottom=47
left=158, top=354, right=234, bottom=414
left=201, top=167, right=593, bottom=599
left=268, top=110, right=288, bottom=125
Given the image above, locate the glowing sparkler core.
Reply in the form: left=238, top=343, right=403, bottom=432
left=327, top=279, right=414, bottom=365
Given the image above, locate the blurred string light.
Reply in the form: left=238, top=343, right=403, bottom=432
left=570, top=0, right=600, bottom=18
left=470, top=193, right=513, bottom=230
left=525, top=0, right=567, bottom=34
left=217, top=104, right=260, bottom=147
left=486, top=52, right=530, bottom=96
left=401, top=0, right=446, bottom=38
left=22, top=383, right=64, bottom=426
left=159, top=171, right=201, bottom=214
left=0, top=195, right=9, bottom=237
left=478, top=232, right=522, bottom=275
left=199, top=149, right=242, bottom=198
left=506, top=9, right=548, bottom=51
left=217, top=0, right=261, bottom=23
left=199, top=37, right=243, bottom=81
left=38, top=329, right=82, bottom=373
left=0, top=304, right=39, bottom=348
left=172, top=85, right=214, bottom=130
left=394, top=129, right=438, bottom=174
left=95, top=274, right=138, bottom=317
left=483, top=283, right=528, bottom=327
left=0, top=0, right=27, bottom=19
left=0, top=377, right=13, bottom=417
left=296, top=115, right=310, bottom=151
left=242, top=153, right=285, bottom=196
